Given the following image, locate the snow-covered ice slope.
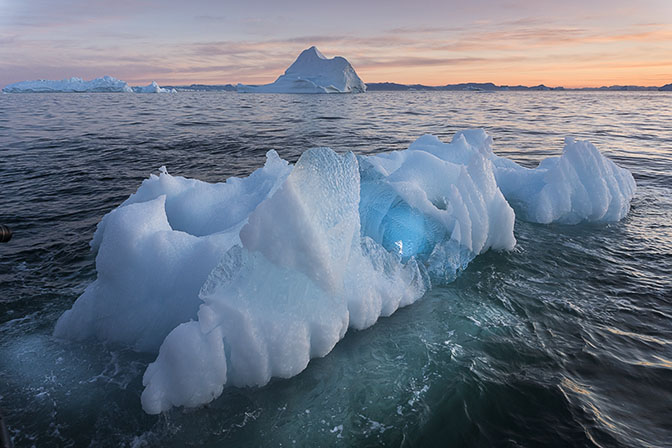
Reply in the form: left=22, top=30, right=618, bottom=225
left=53, top=130, right=635, bottom=414
left=3, top=76, right=133, bottom=93
left=237, top=47, right=366, bottom=94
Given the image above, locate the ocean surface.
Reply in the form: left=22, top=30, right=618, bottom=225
left=0, top=91, right=671, bottom=447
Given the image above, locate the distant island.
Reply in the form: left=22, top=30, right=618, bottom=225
left=159, top=82, right=672, bottom=92
left=365, top=82, right=670, bottom=92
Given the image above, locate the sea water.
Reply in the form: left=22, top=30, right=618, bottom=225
left=0, top=91, right=671, bottom=447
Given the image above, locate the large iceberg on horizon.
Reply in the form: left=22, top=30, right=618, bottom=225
left=53, top=130, right=635, bottom=414
left=3, top=76, right=175, bottom=93
left=237, top=46, right=367, bottom=94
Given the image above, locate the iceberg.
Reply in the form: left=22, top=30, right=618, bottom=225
left=53, top=130, right=635, bottom=414
left=131, top=81, right=177, bottom=93
left=237, top=46, right=366, bottom=94
left=3, top=76, right=176, bottom=93
left=2, top=76, right=133, bottom=93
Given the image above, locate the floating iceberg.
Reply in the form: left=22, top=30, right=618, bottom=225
left=53, top=130, right=635, bottom=414
left=237, top=46, right=366, bottom=94
left=3, top=76, right=175, bottom=93
left=132, top=81, right=177, bottom=93
left=2, top=76, right=133, bottom=93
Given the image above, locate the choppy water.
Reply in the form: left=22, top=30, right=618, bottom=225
left=1, top=91, right=671, bottom=447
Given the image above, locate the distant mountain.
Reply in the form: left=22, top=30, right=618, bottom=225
left=659, top=83, right=672, bottom=91
left=162, top=84, right=236, bottom=92
left=237, top=46, right=366, bottom=94
left=367, top=82, right=562, bottom=91
left=366, top=82, right=666, bottom=92
left=579, top=85, right=658, bottom=91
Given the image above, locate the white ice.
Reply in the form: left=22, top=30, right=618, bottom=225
left=53, top=130, right=635, bottom=414
left=132, top=81, right=176, bottom=93
left=3, top=76, right=176, bottom=94
left=237, top=47, right=366, bottom=94
left=53, top=152, right=292, bottom=352
left=449, top=129, right=637, bottom=224
left=3, top=76, right=133, bottom=93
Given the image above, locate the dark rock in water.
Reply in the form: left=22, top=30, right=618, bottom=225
left=0, top=225, right=12, bottom=243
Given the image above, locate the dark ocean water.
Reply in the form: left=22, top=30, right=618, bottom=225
left=0, top=91, right=671, bottom=447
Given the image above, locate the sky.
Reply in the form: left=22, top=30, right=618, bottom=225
left=1, top=0, right=671, bottom=88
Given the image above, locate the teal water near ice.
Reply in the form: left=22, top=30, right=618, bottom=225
left=1, top=91, right=671, bottom=447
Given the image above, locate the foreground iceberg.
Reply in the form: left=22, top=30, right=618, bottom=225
left=54, top=130, right=635, bottom=414
left=237, top=46, right=366, bottom=94
left=3, top=76, right=175, bottom=94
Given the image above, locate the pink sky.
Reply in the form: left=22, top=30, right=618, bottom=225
left=1, top=0, right=671, bottom=87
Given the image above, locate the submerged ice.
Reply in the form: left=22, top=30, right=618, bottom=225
left=53, top=130, right=636, bottom=414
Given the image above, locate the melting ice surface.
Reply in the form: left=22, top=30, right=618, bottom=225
left=53, top=130, right=636, bottom=414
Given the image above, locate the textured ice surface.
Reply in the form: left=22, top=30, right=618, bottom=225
left=452, top=129, right=637, bottom=223
left=54, top=130, right=636, bottom=413
left=360, top=136, right=516, bottom=282
left=141, top=148, right=429, bottom=413
left=3, top=76, right=175, bottom=93
left=53, top=151, right=291, bottom=352
left=237, top=47, right=366, bottom=94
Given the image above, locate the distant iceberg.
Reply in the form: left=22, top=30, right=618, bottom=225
left=3, top=76, right=175, bottom=93
left=132, top=81, right=177, bottom=94
left=3, top=76, right=132, bottom=93
left=237, top=46, right=366, bottom=94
